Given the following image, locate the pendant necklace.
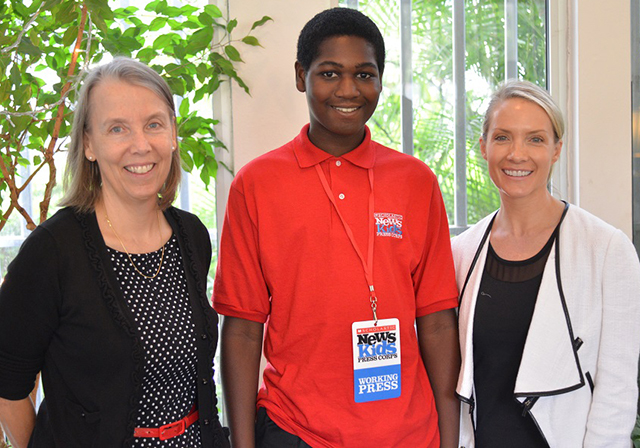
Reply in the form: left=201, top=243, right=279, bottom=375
left=105, top=211, right=165, bottom=279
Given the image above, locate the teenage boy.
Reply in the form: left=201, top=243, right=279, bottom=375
left=213, top=7, right=460, bottom=448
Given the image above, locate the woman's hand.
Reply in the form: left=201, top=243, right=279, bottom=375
left=0, top=396, right=36, bottom=448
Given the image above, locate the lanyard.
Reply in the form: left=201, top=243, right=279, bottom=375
left=315, top=163, right=379, bottom=323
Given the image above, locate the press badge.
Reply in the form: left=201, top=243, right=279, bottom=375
left=352, top=318, right=401, bottom=403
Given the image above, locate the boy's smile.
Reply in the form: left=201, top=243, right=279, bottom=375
left=296, top=35, right=382, bottom=157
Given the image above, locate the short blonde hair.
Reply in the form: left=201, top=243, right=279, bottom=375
left=61, top=57, right=180, bottom=212
left=482, top=79, right=565, bottom=143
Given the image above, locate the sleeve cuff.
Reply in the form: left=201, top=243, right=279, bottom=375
left=213, top=302, right=269, bottom=324
left=416, top=296, right=458, bottom=317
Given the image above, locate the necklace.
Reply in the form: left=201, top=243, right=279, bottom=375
left=105, top=211, right=165, bottom=280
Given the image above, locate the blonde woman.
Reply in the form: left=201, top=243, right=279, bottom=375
left=454, top=80, right=640, bottom=447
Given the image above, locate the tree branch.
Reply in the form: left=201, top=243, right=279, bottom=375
left=39, top=3, right=88, bottom=223
left=1, top=3, right=44, bottom=54
left=0, top=13, right=92, bottom=126
left=17, top=161, right=46, bottom=195
left=0, top=203, right=16, bottom=233
left=0, top=149, right=35, bottom=231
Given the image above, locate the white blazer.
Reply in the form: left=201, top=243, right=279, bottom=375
left=452, top=204, right=640, bottom=448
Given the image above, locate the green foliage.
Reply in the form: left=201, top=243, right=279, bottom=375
left=634, top=413, right=640, bottom=447
left=0, top=0, right=272, bottom=231
left=345, top=0, right=545, bottom=225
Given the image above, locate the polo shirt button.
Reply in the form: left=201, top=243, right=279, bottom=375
left=204, top=419, right=211, bottom=425
left=200, top=333, right=208, bottom=340
left=339, top=193, right=345, bottom=200
left=201, top=378, right=209, bottom=385
left=336, top=160, right=342, bottom=167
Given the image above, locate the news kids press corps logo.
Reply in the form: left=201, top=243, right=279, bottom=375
left=352, top=319, right=402, bottom=403
left=375, top=213, right=403, bottom=239
left=356, top=326, right=397, bottom=361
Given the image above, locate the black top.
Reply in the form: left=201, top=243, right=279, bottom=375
left=473, top=232, right=556, bottom=448
left=109, top=235, right=201, bottom=447
left=0, top=207, right=228, bottom=447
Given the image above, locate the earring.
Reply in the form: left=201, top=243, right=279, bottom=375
left=88, top=156, right=93, bottom=161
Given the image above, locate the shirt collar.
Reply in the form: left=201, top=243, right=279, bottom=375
left=293, top=124, right=376, bottom=169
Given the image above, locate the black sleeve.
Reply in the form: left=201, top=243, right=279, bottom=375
left=171, top=208, right=212, bottom=282
left=194, top=217, right=212, bottom=281
left=0, top=226, right=62, bottom=400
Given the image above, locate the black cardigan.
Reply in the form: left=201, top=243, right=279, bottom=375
left=0, top=207, right=229, bottom=447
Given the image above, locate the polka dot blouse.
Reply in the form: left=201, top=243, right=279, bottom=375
left=109, top=234, right=202, bottom=447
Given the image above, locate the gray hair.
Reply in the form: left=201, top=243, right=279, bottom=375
left=61, top=57, right=180, bottom=212
left=482, top=79, right=565, bottom=143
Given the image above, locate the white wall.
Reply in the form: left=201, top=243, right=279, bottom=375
left=549, top=0, right=632, bottom=237
left=574, top=0, right=632, bottom=236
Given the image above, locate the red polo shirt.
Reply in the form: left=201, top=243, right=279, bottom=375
left=213, top=125, right=458, bottom=447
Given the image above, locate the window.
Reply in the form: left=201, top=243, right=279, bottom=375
left=341, top=0, right=548, bottom=233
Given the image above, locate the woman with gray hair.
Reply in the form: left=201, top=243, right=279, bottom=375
left=453, top=80, right=640, bottom=447
left=0, top=57, right=229, bottom=447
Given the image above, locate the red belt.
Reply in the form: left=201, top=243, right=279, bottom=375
left=133, top=406, right=199, bottom=440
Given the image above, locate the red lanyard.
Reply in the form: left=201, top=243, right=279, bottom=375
left=315, top=163, right=379, bottom=323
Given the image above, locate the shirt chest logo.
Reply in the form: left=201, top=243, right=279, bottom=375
left=374, top=213, right=403, bottom=239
